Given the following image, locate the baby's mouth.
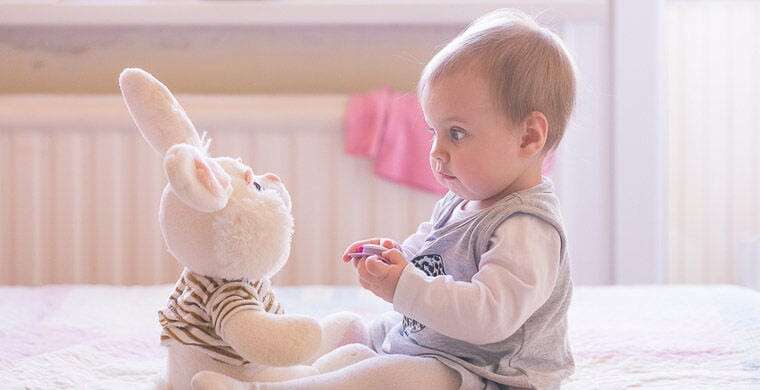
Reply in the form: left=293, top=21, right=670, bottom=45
left=438, top=172, right=456, bottom=180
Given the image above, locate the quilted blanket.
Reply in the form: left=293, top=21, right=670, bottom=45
left=1, top=284, right=758, bottom=389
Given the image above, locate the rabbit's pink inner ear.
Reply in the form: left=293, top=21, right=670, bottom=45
left=208, top=158, right=231, bottom=189
left=194, top=158, right=224, bottom=196
left=244, top=169, right=254, bottom=185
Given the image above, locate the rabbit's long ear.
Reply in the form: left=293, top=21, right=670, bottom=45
left=164, top=144, right=233, bottom=212
left=119, top=68, right=202, bottom=155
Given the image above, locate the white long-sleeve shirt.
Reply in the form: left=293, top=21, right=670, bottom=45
left=394, top=200, right=561, bottom=345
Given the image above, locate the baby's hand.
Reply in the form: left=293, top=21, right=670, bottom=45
left=355, top=248, right=408, bottom=304
left=341, top=238, right=400, bottom=264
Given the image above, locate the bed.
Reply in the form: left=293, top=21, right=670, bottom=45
left=1, top=284, right=759, bottom=389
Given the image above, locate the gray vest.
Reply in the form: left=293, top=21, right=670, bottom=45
left=378, top=178, right=574, bottom=389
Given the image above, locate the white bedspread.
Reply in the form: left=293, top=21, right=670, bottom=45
left=1, top=284, right=758, bottom=389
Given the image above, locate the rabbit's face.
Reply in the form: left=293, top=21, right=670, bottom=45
left=159, top=157, right=294, bottom=281
left=118, top=68, right=294, bottom=281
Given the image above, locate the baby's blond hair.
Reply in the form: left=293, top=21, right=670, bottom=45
left=418, top=9, right=577, bottom=152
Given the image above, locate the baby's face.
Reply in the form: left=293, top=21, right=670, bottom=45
left=421, top=71, right=533, bottom=208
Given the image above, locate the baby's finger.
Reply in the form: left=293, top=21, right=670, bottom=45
left=356, top=257, right=371, bottom=278
left=342, top=239, right=380, bottom=262
left=365, top=257, right=390, bottom=280
left=381, top=248, right=407, bottom=266
left=379, top=239, right=397, bottom=249
left=342, top=241, right=364, bottom=261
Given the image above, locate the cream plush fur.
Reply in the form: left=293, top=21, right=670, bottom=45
left=119, top=68, right=370, bottom=390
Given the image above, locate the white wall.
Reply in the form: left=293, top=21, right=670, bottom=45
left=666, top=0, right=760, bottom=286
left=0, top=1, right=655, bottom=286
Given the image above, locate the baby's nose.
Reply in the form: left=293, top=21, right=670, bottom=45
left=430, top=153, right=448, bottom=165
left=429, top=141, right=448, bottom=163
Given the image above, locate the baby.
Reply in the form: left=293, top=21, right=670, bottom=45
left=340, top=9, right=577, bottom=390
left=199, top=8, right=576, bottom=390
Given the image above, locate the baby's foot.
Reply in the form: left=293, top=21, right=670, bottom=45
left=191, top=370, right=258, bottom=390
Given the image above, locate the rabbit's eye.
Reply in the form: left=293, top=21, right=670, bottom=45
left=253, top=182, right=262, bottom=191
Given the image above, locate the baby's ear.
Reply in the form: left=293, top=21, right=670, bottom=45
left=164, top=144, right=232, bottom=212
left=119, top=68, right=202, bottom=155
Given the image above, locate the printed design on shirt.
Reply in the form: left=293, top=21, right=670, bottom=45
left=401, top=254, right=445, bottom=336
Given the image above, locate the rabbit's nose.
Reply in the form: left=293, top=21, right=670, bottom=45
left=264, top=173, right=281, bottom=183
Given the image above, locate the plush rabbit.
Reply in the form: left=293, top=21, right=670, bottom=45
left=118, top=68, right=369, bottom=390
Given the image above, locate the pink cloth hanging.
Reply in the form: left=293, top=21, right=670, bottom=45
left=344, top=87, right=392, bottom=159
left=344, top=87, right=556, bottom=195
left=344, top=88, right=446, bottom=195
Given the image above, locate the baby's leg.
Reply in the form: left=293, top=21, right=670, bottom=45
left=253, top=365, right=319, bottom=382
left=305, top=311, right=370, bottom=364
left=194, top=354, right=461, bottom=390
left=312, top=343, right=377, bottom=373
left=262, top=355, right=461, bottom=390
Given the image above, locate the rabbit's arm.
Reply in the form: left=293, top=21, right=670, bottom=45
left=221, top=311, right=321, bottom=367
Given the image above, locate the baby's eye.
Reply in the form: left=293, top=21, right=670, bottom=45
left=253, top=182, right=262, bottom=191
left=449, top=127, right=466, bottom=141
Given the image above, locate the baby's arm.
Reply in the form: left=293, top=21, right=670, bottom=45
left=393, top=214, right=561, bottom=345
